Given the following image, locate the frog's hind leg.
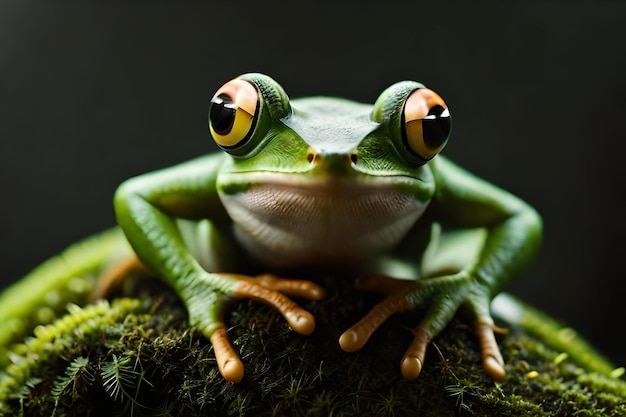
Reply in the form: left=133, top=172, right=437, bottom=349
left=92, top=254, right=152, bottom=300
left=95, top=218, right=243, bottom=301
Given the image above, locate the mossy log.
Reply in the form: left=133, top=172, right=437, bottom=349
left=0, top=275, right=625, bottom=416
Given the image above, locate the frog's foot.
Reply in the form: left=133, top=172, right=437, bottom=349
left=339, top=273, right=506, bottom=382
left=186, top=273, right=326, bottom=383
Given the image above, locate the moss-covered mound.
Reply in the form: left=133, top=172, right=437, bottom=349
left=1, top=276, right=625, bottom=416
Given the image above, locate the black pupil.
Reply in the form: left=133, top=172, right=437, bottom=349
left=422, top=104, right=451, bottom=149
left=209, top=94, right=237, bottom=135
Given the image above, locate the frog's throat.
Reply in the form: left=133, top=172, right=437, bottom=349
left=218, top=174, right=431, bottom=268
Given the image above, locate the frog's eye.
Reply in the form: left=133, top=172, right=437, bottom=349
left=402, top=88, right=451, bottom=164
left=209, top=79, right=259, bottom=149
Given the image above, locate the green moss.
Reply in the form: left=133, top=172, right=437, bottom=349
left=0, top=276, right=624, bottom=416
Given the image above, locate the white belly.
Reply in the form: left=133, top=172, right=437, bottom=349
left=220, top=182, right=428, bottom=268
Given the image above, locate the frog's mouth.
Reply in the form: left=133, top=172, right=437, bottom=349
left=218, top=172, right=430, bottom=268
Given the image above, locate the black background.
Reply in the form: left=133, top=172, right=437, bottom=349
left=1, top=2, right=625, bottom=366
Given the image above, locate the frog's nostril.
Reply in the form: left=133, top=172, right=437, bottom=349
left=307, top=151, right=355, bottom=173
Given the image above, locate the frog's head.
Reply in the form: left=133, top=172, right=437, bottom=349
left=209, top=73, right=451, bottom=184
left=210, top=73, right=452, bottom=266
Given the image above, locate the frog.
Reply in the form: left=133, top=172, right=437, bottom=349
left=0, top=73, right=543, bottom=385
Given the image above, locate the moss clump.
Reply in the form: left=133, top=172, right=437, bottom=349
left=0, top=276, right=625, bottom=416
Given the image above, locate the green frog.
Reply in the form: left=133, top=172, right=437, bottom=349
left=0, top=73, right=543, bottom=384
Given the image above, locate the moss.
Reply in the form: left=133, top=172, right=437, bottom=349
left=0, top=276, right=624, bottom=416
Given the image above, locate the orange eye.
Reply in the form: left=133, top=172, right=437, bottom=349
left=208, top=79, right=259, bottom=148
left=402, top=88, right=451, bottom=163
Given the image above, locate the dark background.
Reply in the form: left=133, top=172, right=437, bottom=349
left=1, top=2, right=625, bottom=366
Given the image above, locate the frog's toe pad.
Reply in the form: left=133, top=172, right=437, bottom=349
left=401, top=356, right=424, bottom=380
left=400, top=329, right=431, bottom=380
left=210, top=328, right=244, bottom=383
left=483, top=355, right=506, bottom=382
left=338, top=329, right=364, bottom=352
left=339, top=294, right=413, bottom=352
left=283, top=309, right=316, bottom=335
left=476, top=321, right=506, bottom=382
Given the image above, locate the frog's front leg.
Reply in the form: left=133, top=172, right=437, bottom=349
left=181, top=272, right=324, bottom=382
left=339, top=272, right=506, bottom=381
left=95, top=254, right=325, bottom=382
left=113, top=155, right=325, bottom=382
left=339, top=157, right=542, bottom=382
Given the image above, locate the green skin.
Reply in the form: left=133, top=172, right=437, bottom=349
left=4, top=73, right=544, bottom=384
left=113, top=73, right=542, bottom=383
